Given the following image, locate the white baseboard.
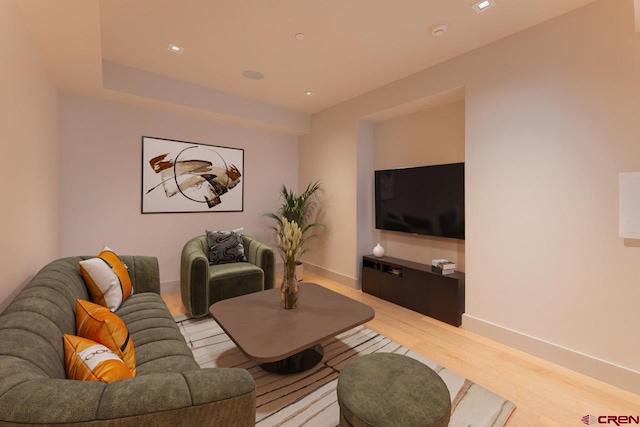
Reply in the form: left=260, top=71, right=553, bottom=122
left=303, top=261, right=359, bottom=289
left=462, top=314, right=640, bottom=395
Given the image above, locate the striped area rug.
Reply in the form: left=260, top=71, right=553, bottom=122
left=176, top=315, right=515, bottom=427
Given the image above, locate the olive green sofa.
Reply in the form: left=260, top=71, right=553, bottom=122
left=0, top=256, right=256, bottom=427
left=181, top=234, right=276, bottom=318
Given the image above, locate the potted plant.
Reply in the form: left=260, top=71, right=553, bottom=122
left=268, top=181, right=324, bottom=309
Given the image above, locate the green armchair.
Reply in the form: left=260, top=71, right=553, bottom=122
left=181, top=234, right=276, bottom=317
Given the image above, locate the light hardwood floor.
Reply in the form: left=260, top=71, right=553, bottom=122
left=162, top=271, right=640, bottom=426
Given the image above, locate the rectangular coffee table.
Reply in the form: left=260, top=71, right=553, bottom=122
left=209, top=282, right=375, bottom=374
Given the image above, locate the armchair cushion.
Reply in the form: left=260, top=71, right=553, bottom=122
left=209, top=263, right=264, bottom=303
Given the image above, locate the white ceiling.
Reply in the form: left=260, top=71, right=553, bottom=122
left=19, top=0, right=599, bottom=115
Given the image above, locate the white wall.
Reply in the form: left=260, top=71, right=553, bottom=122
left=373, top=99, right=465, bottom=269
left=355, top=121, right=375, bottom=287
left=59, top=94, right=298, bottom=292
left=300, top=0, right=640, bottom=392
left=298, top=112, right=361, bottom=283
left=0, top=0, right=59, bottom=311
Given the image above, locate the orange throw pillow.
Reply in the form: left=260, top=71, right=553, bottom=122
left=79, top=246, right=133, bottom=311
left=76, top=299, right=136, bottom=375
left=63, top=334, right=133, bottom=384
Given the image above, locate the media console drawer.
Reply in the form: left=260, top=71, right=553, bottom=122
left=361, top=255, right=465, bottom=327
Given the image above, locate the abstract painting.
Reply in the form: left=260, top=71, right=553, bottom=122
left=142, top=136, right=244, bottom=213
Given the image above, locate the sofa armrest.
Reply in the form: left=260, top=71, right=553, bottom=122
left=121, top=255, right=160, bottom=295
left=181, top=236, right=210, bottom=317
left=0, top=368, right=255, bottom=426
left=243, top=235, right=276, bottom=290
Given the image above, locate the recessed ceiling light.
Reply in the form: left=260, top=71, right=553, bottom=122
left=429, top=23, right=448, bottom=37
left=242, top=70, right=264, bottom=80
left=472, top=0, right=496, bottom=13
left=304, top=91, right=314, bottom=97
left=167, top=43, right=184, bottom=54
left=295, top=33, right=306, bottom=41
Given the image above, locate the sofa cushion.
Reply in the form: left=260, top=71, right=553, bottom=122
left=206, top=228, right=248, bottom=264
left=63, top=334, right=133, bottom=384
left=76, top=300, right=136, bottom=374
left=79, top=247, right=133, bottom=311
left=116, top=293, right=200, bottom=375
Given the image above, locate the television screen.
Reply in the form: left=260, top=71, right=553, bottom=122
left=375, top=162, right=465, bottom=240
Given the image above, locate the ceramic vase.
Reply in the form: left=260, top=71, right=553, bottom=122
left=373, top=243, right=385, bottom=258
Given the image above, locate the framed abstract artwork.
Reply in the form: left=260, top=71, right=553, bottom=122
left=141, top=136, right=244, bottom=213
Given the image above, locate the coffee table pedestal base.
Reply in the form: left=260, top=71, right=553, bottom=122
left=260, top=344, right=324, bottom=374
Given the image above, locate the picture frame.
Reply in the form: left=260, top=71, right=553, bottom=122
left=141, top=136, right=244, bottom=213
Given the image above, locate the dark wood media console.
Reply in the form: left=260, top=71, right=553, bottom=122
left=362, top=255, right=465, bottom=326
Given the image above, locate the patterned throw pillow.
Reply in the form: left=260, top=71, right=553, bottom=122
left=75, top=299, right=136, bottom=374
left=79, top=246, right=133, bottom=311
left=63, top=334, right=133, bottom=384
left=206, top=227, right=248, bottom=265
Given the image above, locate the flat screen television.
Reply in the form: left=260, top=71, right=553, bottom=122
left=374, top=162, right=465, bottom=240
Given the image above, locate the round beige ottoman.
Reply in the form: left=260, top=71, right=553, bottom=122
left=337, top=353, right=451, bottom=427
